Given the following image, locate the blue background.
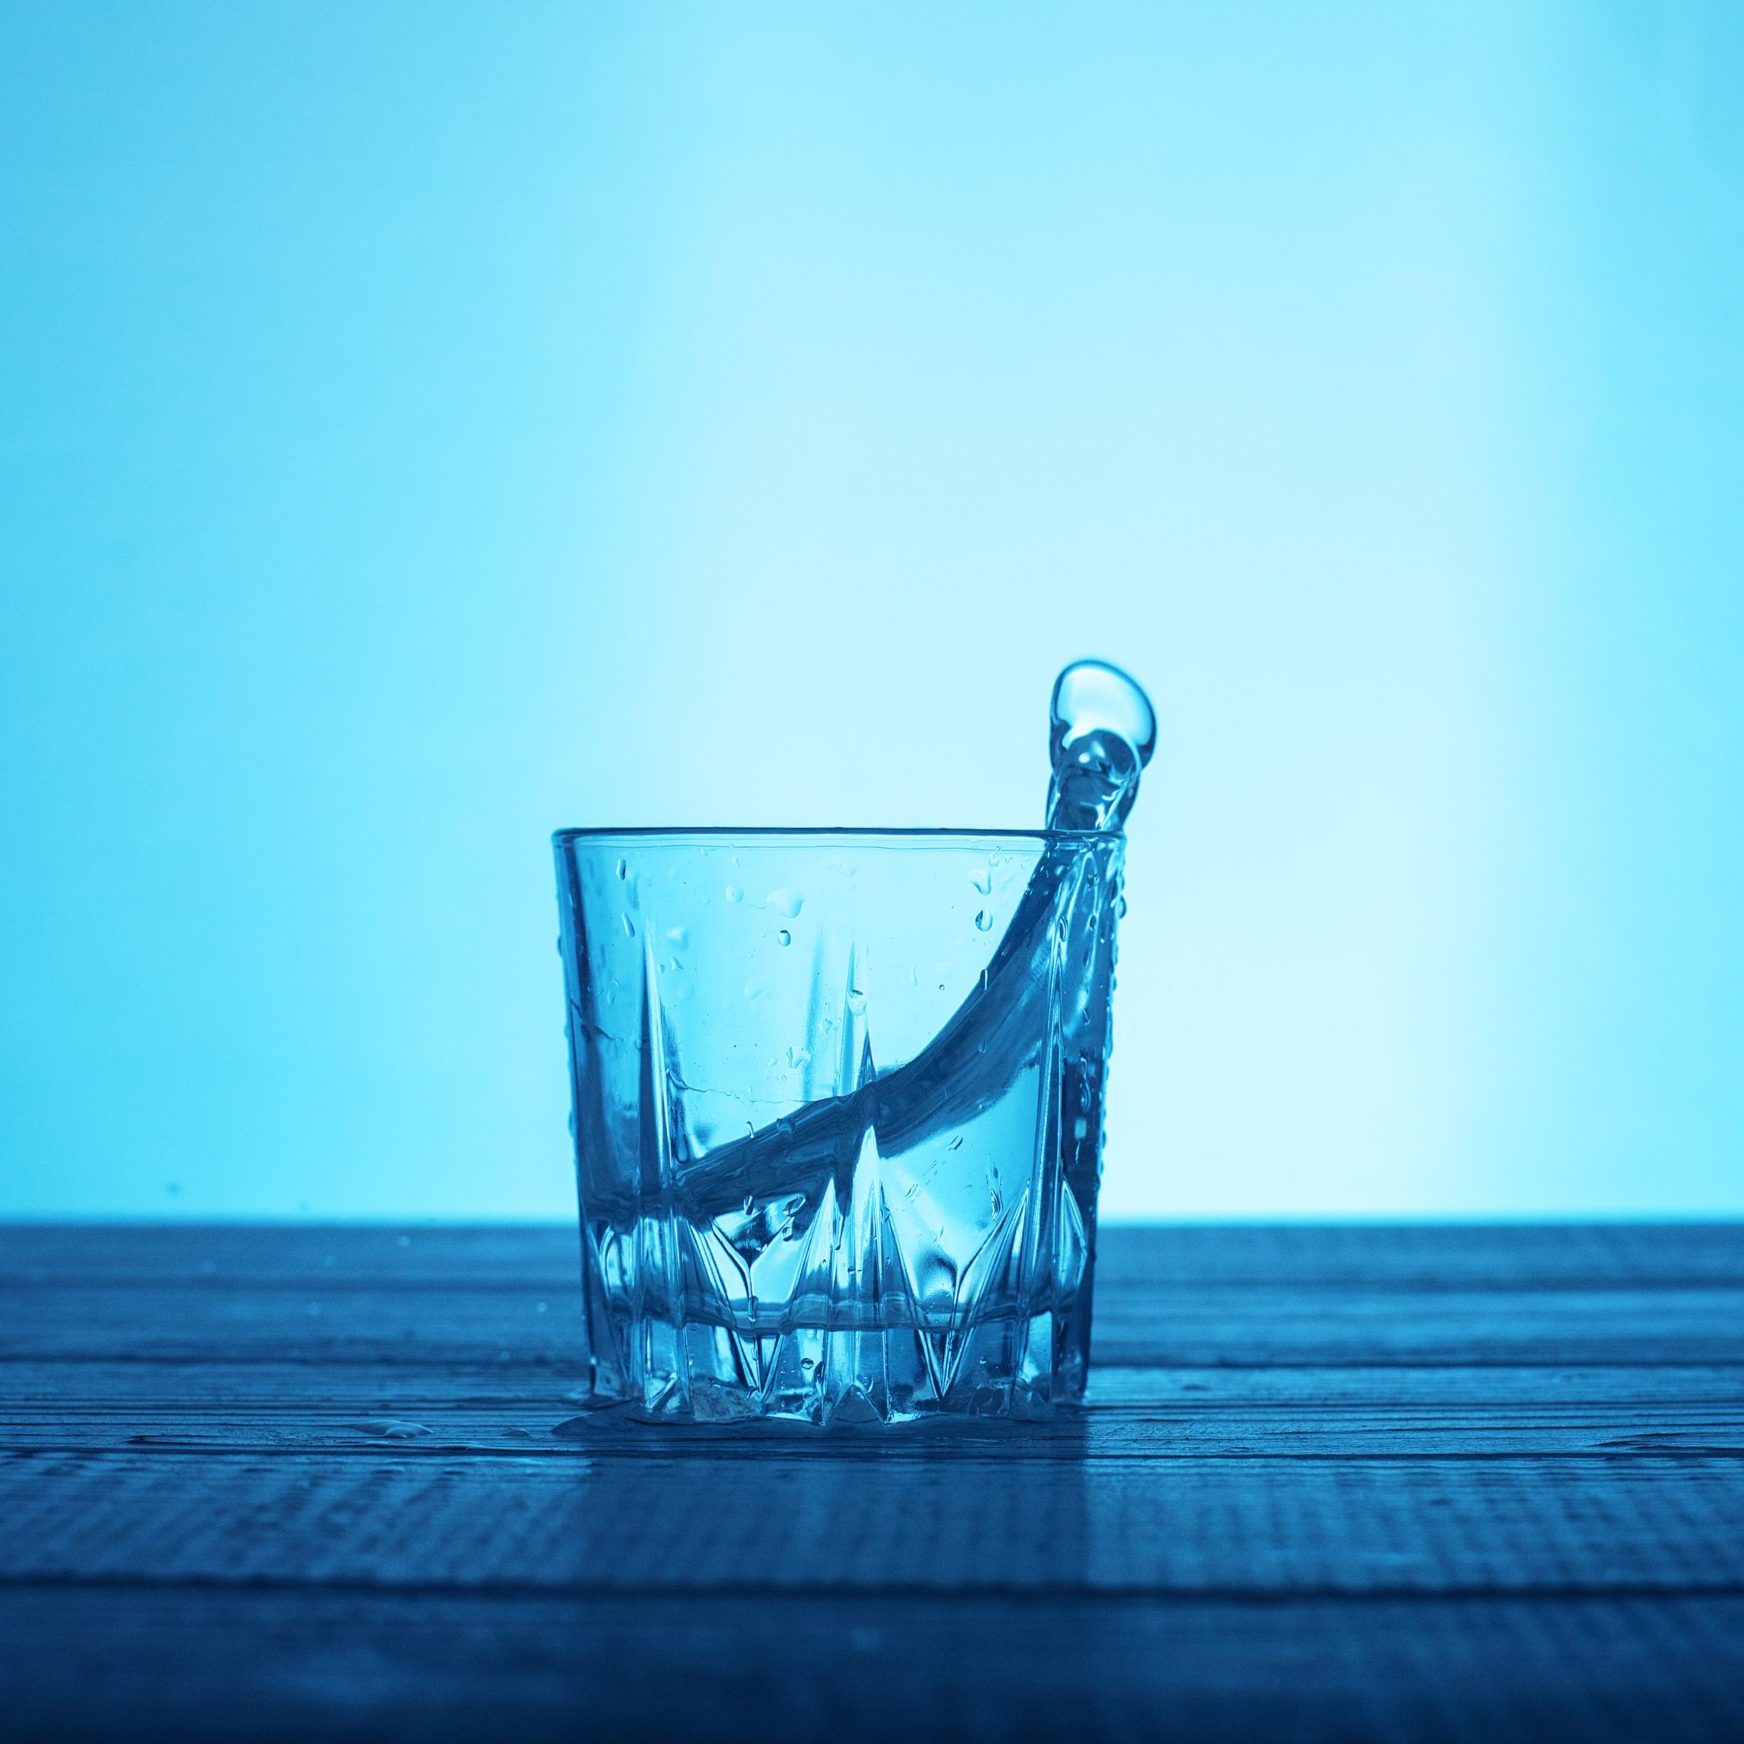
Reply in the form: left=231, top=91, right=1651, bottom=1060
left=3, top=3, right=1741, bottom=1219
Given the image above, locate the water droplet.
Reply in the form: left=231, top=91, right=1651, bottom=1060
left=776, top=929, right=791, bottom=947
left=1051, top=659, right=1157, bottom=766
left=614, top=857, right=627, bottom=880
left=800, top=1357, right=817, bottom=1376
left=767, top=887, right=804, bottom=918
left=971, top=869, right=993, bottom=895
left=742, top=1194, right=755, bottom=1215
left=846, top=987, right=867, bottom=1016
left=1047, top=659, right=1157, bottom=832
left=724, top=884, right=743, bottom=904
left=974, top=909, right=993, bottom=932
left=621, top=913, right=635, bottom=938
left=665, top=924, right=689, bottom=946
left=947, top=1135, right=964, bottom=1151
left=786, top=1046, right=812, bottom=1069
left=355, top=1418, right=433, bottom=1440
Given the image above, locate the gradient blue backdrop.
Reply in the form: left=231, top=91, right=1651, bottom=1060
left=3, top=3, right=1741, bottom=1219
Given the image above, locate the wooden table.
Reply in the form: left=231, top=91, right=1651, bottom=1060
left=4, top=1223, right=1743, bottom=1741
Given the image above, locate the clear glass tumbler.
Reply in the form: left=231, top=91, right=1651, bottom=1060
left=553, top=827, right=1125, bottom=1425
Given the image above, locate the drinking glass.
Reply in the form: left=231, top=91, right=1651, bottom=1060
left=553, top=827, right=1124, bottom=1425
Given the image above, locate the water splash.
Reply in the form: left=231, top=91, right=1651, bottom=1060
left=672, top=658, right=1155, bottom=1222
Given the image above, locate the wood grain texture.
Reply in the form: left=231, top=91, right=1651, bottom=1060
left=4, top=1222, right=1743, bottom=1742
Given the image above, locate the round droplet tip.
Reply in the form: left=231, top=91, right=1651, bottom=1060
left=1049, top=659, right=1157, bottom=767
left=1046, top=658, right=1157, bottom=833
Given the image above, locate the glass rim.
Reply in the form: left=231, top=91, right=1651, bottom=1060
left=553, top=825, right=1111, bottom=847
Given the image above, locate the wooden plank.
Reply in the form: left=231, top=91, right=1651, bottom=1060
left=1095, top=1220, right=1744, bottom=1288
left=7, top=1276, right=1744, bottom=1368
left=8, top=1221, right=1744, bottom=1289
left=1, top=1223, right=583, bottom=1290
left=5, top=1588, right=1744, bottom=1744
left=9, top=1359, right=1744, bottom=1414
left=4, top=1364, right=1743, bottom=1460
left=5, top=1447, right=1743, bottom=1596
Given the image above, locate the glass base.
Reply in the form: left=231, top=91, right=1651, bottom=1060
left=588, top=1310, right=1067, bottom=1426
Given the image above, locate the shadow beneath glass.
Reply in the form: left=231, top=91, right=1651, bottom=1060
left=544, top=1401, right=1096, bottom=1592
